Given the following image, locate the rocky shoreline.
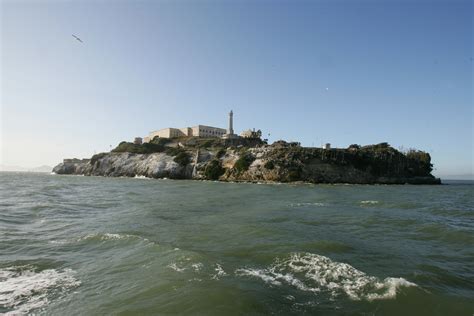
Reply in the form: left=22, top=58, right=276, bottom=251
left=53, top=138, right=441, bottom=185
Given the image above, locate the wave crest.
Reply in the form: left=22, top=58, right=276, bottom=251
left=360, top=200, right=379, bottom=205
left=236, top=252, right=416, bottom=301
left=76, top=233, right=151, bottom=243
left=0, top=266, right=80, bottom=315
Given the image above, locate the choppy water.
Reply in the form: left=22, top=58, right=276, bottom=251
left=1, top=172, right=473, bottom=315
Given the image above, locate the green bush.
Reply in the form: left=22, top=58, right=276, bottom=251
left=287, top=166, right=302, bottom=181
left=150, top=136, right=172, bottom=146
left=234, top=152, right=255, bottom=173
left=216, top=149, right=226, bottom=158
left=91, top=152, right=108, bottom=164
left=165, top=147, right=184, bottom=156
left=111, top=142, right=164, bottom=154
left=264, top=160, right=275, bottom=170
left=200, top=140, right=214, bottom=148
left=173, top=151, right=190, bottom=166
left=204, top=159, right=225, bottom=180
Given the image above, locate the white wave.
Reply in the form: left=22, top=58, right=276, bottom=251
left=168, top=263, right=186, bottom=272
left=211, top=263, right=227, bottom=280
left=78, top=233, right=127, bottom=241
left=77, top=233, right=150, bottom=243
left=236, top=268, right=281, bottom=285
left=290, top=202, right=326, bottom=207
left=191, top=263, right=203, bottom=272
left=49, top=240, right=68, bottom=245
left=285, top=295, right=296, bottom=301
left=134, top=175, right=150, bottom=179
left=360, top=200, right=379, bottom=205
left=0, top=267, right=80, bottom=315
left=235, top=253, right=416, bottom=301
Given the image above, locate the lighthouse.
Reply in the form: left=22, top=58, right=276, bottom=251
left=228, top=110, right=234, bottom=135
left=222, top=110, right=239, bottom=139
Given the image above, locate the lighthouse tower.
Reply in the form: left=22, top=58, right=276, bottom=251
left=228, top=110, right=234, bottom=135
left=222, top=110, right=239, bottom=139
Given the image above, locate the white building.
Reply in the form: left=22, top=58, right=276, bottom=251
left=143, top=125, right=226, bottom=142
left=143, top=111, right=242, bottom=142
left=240, top=128, right=262, bottom=138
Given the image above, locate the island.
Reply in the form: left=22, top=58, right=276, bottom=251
left=53, top=137, right=440, bottom=185
left=53, top=111, right=440, bottom=184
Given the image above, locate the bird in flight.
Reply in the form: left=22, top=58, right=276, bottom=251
left=72, top=34, right=83, bottom=43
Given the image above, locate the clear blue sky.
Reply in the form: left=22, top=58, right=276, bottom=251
left=1, top=0, right=472, bottom=178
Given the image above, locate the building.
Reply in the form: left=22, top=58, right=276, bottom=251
left=143, top=110, right=241, bottom=142
left=323, top=143, right=331, bottom=150
left=143, top=125, right=227, bottom=142
left=240, top=128, right=262, bottom=138
left=134, top=137, right=143, bottom=145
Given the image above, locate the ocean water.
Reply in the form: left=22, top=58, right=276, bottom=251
left=1, top=172, right=473, bottom=315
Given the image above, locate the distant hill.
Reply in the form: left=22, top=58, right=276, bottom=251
left=0, top=165, right=53, bottom=173
left=441, top=174, right=474, bottom=181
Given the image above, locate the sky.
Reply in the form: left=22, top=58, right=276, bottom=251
left=1, top=0, right=472, bottom=178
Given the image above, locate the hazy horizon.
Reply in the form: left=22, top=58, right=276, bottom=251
left=1, top=0, right=472, bottom=179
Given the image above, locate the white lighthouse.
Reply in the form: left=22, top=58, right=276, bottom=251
left=222, top=109, right=239, bottom=139
left=228, top=110, right=234, bottom=134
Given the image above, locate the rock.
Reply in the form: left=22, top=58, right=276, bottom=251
left=53, top=141, right=441, bottom=184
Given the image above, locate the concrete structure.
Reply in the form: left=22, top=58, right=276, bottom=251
left=193, top=125, right=227, bottom=138
left=222, top=110, right=239, bottom=139
left=143, top=125, right=226, bottom=142
left=134, top=137, right=143, bottom=145
left=240, top=128, right=262, bottom=139
left=143, top=111, right=242, bottom=142
left=324, top=143, right=331, bottom=150
left=228, top=110, right=234, bottom=134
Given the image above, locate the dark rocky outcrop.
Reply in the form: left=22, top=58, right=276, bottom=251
left=53, top=138, right=441, bottom=184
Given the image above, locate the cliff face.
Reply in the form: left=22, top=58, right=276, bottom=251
left=53, top=139, right=441, bottom=184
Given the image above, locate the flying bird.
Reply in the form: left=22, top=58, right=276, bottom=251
left=72, top=34, right=83, bottom=43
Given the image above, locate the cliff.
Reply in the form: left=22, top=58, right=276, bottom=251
left=53, top=138, right=441, bottom=184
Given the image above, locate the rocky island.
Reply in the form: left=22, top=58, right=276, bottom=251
left=53, top=137, right=441, bottom=184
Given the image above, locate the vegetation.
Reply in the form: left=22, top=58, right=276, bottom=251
left=165, top=147, right=184, bottom=156
left=200, top=139, right=215, bottom=148
left=216, top=149, right=226, bottom=158
left=150, top=136, right=172, bottom=146
left=264, top=160, right=275, bottom=170
left=204, top=159, right=225, bottom=180
left=173, top=151, right=191, bottom=166
left=161, top=146, right=191, bottom=166
left=111, top=141, right=165, bottom=154
left=234, top=152, right=255, bottom=173
left=348, top=144, right=361, bottom=150
left=287, top=166, right=302, bottom=181
left=91, top=152, right=108, bottom=164
left=105, top=138, right=433, bottom=181
left=406, top=149, right=433, bottom=175
left=257, top=141, right=434, bottom=179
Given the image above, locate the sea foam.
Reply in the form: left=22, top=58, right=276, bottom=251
left=211, top=263, right=227, bottom=280
left=290, top=202, right=326, bottom=207
left=76, top=233, right=151, bottom=243
left=360, top=200, right=379, bottom=205
left=0, top=267, right=80, bottom=315
left=235, top=252, right=416, bottom=301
